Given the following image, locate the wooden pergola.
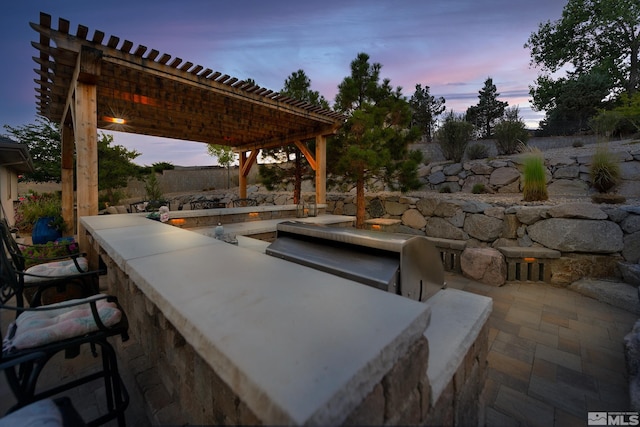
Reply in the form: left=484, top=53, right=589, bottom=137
left=30, top=12, right=344, bottom=243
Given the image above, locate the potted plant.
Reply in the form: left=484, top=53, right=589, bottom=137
left=15, top=191, right=67, bottom=244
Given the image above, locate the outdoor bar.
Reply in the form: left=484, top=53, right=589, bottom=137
left=81, top=214, right=492, bottom=425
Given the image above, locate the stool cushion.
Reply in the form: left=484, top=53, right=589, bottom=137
left=0, top=398, right=62, bottom=427
left=3, top=294, right=122, bottom=352
left=24, top=257, right=88, bottom=283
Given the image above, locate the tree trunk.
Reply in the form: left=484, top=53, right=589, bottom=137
left=356, top=176, right=365, bottom=229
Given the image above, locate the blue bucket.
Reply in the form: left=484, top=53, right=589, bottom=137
left=32, top=216, right=62, bottom=244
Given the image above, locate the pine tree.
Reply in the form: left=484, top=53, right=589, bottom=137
left=466, top=77, right=508, bottom=138
left=331, top=53, right=421, bottom=228
left=409, top=84, right=446, bottom=142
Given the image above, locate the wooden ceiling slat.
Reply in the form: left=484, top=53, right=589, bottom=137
left=190, top=65, right=203, bottom=75
left=208, top=71, right=222, bottom=80
left=180, top=62, right=193, bottom=71
left=133, top=45, right=147, bottom=57
left=120, top=40, right=133, bottom=53
left=146, top=49, right=160, bottom=61
left=158, top=54, right=171, bottom=65
left=199, top=68, right=213, bottom=78
left=225, top=77, right=238, bottom=86
left=57, top=17, right=68, bottom=34
left=216, top=74, right=230, bottom=83
left=39, top=13, right=51, bottom=29
left=92, top=30, right=105, bottom=44
left=169, top=58, right=182, bottom=68
left=107, top=36, right=120, bottom=48
left=76, top=25, right=89, bottom=40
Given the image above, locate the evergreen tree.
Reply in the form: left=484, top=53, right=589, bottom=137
left=409, top=84, right=446, bottom=142
left=331, top=53, right=420, bottom=228
left=259, top=69, right=327, bottom=203
left=466, top=77, right=508, bottom=138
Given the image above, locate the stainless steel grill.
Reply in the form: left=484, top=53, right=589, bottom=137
left=266, top=221, right=445, bottom=302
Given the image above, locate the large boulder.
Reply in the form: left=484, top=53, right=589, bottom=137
left=569, top=278, right=640, bottom=315
left=527, top=218, right=624, bottom=253
left=624, top=231, right=640, bottom=263
left=402, top=209, right=427, bottom=230
left=425, top=217, right=469, bottom=240
left=513, top=206, right=549, bottom=225
left=460, top=247, right=506, bottom=286
left=416, top=198, right=438, bottom=216
left=619, top=261, right=640, bottom=286
left=385, top=200, right=408, bottom=216
left=622, top=214, right=640, bottom=234
left=489, top=167, right=520, bottom=186
left=547, top=203, right=607, bottom=220
left=464, top=214, right=504, bottom=242
left=547, top=179, right=589, bottom=196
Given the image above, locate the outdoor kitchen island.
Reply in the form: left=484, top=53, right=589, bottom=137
left=80, top=214, right=491, bottom=426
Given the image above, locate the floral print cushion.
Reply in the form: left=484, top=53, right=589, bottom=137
left=0, top=398, right=63, bottom=427
left=2, top=294, right=122, bottom=352
left=24, top=257, right=89, bottom=283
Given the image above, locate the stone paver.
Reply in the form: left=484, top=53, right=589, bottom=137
left=448, top=272, right=637, bottom=426
left=1, top=271, right=636, bottom=426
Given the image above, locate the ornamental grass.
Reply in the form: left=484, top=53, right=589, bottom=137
left=521, top=147, right=548, bottom=202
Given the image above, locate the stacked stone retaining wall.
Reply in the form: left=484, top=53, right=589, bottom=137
left=320, top=193, right=639, bottom=286
left=418, top=140, right=640, bottom=198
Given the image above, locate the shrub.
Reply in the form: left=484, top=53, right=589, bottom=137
left=590, top=146, right=620, bottom=192
left=521, top=148, right=548, bottom=201
left=494, top=119, right=529, bottom=155
left=15, top=192, right=65, bottom=233
left=144, top=173, right=163, bottom=200
left=466, top=143, right=489, bottom=160
left=472, top=183, right=486, bottom=194
left=439, top=185, right=452, bottom=193
left=436, top=111, right=473, bottom=163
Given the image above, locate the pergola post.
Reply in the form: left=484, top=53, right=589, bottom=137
left=315, top=135, right=327, bottom=204
left=73, top=46, right=101, bottom=262
left=60, top=123, right=75, bottom=234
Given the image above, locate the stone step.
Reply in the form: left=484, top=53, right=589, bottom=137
left=569, top=278, right=640, bottom=315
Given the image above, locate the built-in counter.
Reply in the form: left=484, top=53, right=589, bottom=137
left=81, top=214, right=491, bottom=425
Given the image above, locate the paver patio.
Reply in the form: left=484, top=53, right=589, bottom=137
left=0, top=272, right=636, bottom=426
left=447, top=272, right=637, bottom=427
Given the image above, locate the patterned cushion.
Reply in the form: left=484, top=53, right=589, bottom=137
left=0, top=398, right=63, bottom=427
left=3, top=294, right=122, bottom=352
left=24, top=257, right=88, bottom=283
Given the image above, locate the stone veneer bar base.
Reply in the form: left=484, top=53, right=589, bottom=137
left=83, top=214, right=491, bottom=425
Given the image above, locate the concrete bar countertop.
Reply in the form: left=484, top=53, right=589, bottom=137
left=81, top=215, right=431, bottom=425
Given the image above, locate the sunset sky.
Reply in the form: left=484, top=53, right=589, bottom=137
left=0, top=0, right=568, bottom=166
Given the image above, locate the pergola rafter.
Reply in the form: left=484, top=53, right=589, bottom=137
left=30, top=12, right=344, bottom=250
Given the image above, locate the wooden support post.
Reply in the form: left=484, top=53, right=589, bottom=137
left=74, top=46, right=101, bottom=265
left=315, top=135, right=326, bottom=204
left=61, top=123, right=75, bottom=235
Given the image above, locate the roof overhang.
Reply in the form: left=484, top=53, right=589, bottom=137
left=0, top=137, right=34, bottom=174
left=31, top=12, right=345, bottom=153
